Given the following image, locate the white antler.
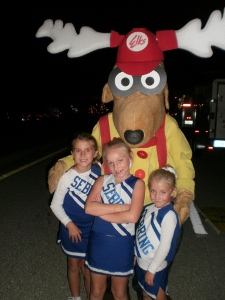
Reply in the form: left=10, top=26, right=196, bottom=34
left=176, top=9, right=225, bottom=57
left=35, top=19, right=111, bottom=57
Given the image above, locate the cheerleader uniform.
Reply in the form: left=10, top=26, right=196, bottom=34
left=50, top=165, right=101, bottom=259
left=85, top=174, right=139, bottom=277
left=135, top=203, right=180, bottom=299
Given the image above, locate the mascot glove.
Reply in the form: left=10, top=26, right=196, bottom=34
left=48, top=160, right=67, bottom=194
left=174, top=189, right=194, bottom=226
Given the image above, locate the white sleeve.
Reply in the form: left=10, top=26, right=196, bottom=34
left=50, top=174, right=72, bottom=227
left=147, top=211, right=177, bottom=274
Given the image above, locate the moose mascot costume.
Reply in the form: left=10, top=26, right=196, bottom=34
left=36, top=8, right=225, bottom=225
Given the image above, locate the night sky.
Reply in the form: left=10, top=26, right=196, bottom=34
left=3, top=0, right=225, bottom=113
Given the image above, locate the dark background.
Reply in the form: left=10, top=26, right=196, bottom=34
left=2, top=0, right=225, bottom=114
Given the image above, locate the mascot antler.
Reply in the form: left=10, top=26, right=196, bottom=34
left=35, top=19, right=111, bottom=57
left=36, top=9, right=225, bottom=59
left=176, top=8, right=225, bottom=57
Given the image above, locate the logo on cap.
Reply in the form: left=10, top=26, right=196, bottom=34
left=126, top=32, right=148, bottom=52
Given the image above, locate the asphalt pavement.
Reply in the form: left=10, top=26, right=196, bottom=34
left=1, top=147, right=225, bottom=300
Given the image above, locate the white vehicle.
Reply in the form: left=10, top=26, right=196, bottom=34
left=208, top=79, right=225, bottom=148
left=195, top=79, right=225, bottom=150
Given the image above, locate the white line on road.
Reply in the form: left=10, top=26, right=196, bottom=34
left=0, top=148, right=68, bottom=181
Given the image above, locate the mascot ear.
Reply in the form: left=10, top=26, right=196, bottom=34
left=164, top=84, right=169, bottom=110
left=102, top=83, right=114, bottom=103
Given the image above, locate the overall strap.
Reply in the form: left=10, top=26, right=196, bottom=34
left=99, top=114, right=111, bottom=174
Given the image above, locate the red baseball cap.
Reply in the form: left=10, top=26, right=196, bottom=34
left=115, top=28, right=164, bottom=76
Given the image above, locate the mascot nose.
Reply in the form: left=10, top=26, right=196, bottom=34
left=124, top=130, right=144, bottom=145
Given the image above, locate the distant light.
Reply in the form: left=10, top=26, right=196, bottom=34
left=182, top=103, right=191, bottom=107
left=213, top=140, right=225, bottom=148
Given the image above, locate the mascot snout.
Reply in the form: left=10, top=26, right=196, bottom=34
left=102, top=84, right=168, bottom=148
left=124, top=130, right=144, bottom=144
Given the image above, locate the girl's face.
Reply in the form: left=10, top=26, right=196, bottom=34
left=149, top=179, right=177, bottom=208
left=71, top=139, right=98, bottom=172
left=105, top=147, right=133, bottom=183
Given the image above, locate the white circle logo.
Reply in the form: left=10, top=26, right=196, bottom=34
left=126, top=32, right=148, bottom=52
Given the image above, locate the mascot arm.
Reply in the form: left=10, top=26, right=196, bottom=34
left=166, top=116, right=195, bottom=225
left=48, top=155, right=74, bottom=194
left=174, top=189, right=194, bottom=225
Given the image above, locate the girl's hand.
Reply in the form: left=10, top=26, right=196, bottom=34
left=145, top=270, right=155, bottom=286
left=94, top=193, right=102, bottom=202
left=66, top=221, right=82, bottom=243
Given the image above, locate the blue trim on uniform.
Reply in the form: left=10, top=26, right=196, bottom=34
left=70, top=190, right=86, bottom=206
left=150, top=211, right=160, bottom=240
left=116, top=224, right=132, bottom=236
left=121, top=181, right=132, bottom=198
left=90, top=165, right=101, bottom=177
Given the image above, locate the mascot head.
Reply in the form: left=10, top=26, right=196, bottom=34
left=102, top=28, right=170, bottom=147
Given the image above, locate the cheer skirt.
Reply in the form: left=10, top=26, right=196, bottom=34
left=135, top=263, right=168, bottom=299
left=85, top=230, right=135, bottom=277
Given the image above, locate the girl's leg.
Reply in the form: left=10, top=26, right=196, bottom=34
left=156, top=287, right=167, bottom=300
left=89, top=272, right=107, bottom=300
left=111, top=276, right=129, bottom=300
left=142, top=290, right=151, bottom=300
left=67, top=257, right=81, bottom=297
left=80, top=260, right=91, bottom=299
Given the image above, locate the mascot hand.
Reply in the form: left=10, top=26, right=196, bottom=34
left=48, top=160, right=67, bottom=194
left=174, top=189, right=194, bottom=225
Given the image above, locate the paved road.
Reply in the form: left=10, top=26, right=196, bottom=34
left=1, top=147, right=225, bottom=300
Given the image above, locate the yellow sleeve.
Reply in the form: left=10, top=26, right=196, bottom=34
left=166, top=115, right=195, bottom=194
left=91, top=121, right=103, bottom=157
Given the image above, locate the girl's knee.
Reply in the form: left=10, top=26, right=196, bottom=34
left=68, top=258, right=80, bottom=273
left=91, top=288, right=105, bottom=299
left=111, top=287, right=127, bottom=300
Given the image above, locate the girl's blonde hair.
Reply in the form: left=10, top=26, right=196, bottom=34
left=71, top=132, right=100, bottom=166
left=148, top=165, right=176, bottom=189
left=102, top=138, right=132, bottom=162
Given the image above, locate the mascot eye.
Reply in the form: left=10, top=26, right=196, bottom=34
left=141, top=70, right=160, bottom=89
left=139, top=66, right=167, bottom=95
left=108, top=67, right=137, bottom=97
left=115, top=72, right=133, bottom=91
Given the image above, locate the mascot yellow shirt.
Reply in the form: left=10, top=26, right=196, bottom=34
left=61, top=113, right=195, bottom=206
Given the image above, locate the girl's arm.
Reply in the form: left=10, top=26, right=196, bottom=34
left=99, top=179, right=145, bottom=224
left=147, top=211, right=178, bottom=274
left=50, top=175, right=72, bottom=226
left=85, top=176, right=131, bottom=216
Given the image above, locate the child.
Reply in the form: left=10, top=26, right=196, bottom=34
left=50, top=132, right=101, bottom=300
left=85, top=138, right=145, bottom=300
left=135, top=165, right=180, bottom=300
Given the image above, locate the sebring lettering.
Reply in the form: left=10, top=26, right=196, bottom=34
left=103, top=183, right=124, bottom=204
left=71, top=176, right=92, bottom=195
left=137, top=209, right=154, bottom=254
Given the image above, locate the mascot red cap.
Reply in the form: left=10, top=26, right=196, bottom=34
left=111, top=29, right=178, bottom=75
